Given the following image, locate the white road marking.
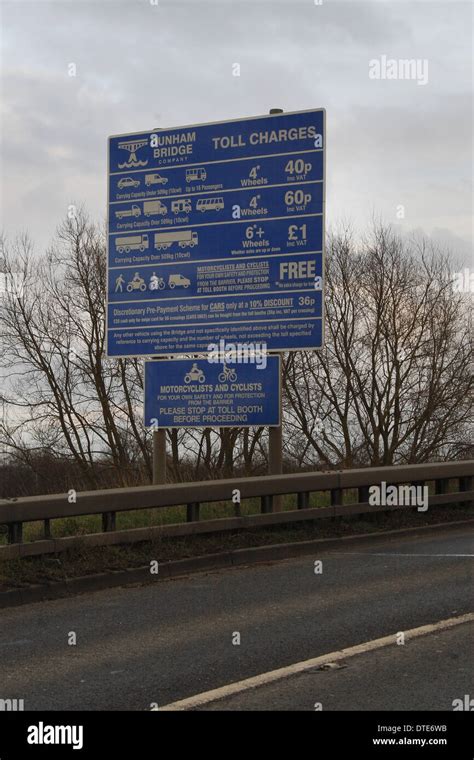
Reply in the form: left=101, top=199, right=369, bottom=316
left=155, top=613, right=474, bottom=711
left=328, top=552, right=474, bottom=558
left=0, top=639, right=33, bottom=647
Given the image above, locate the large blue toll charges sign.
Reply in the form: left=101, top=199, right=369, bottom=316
left=107, top=109, right=325, bottom=357
left=144, top=356, right=280, bottom=428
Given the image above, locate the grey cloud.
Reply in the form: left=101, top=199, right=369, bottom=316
left=0, top=0, right=471, bottom=260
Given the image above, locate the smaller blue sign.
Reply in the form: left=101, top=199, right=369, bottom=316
left=144, top=355, right=280, bottom=428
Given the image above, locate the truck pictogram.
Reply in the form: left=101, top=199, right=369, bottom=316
left=154, top=230, right=199, bottom=250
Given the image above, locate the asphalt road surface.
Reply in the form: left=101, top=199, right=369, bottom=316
left=0, top=525, right=472, bottom=710
left=195, top=622, right=473, bottom=711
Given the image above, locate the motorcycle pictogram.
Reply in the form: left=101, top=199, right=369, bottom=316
left=184, top=363, right=206, bottom=384
left=126, top=273, right=147, bottom=292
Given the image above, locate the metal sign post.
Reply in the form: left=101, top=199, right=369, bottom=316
left=268, top=393, right=283, bottom=512
left=152, top=356, right=167, bottom=484
left=152, top=427, right=167, bottom=485
left=268, top=108, right=284, bottom=512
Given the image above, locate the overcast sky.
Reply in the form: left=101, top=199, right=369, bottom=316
left=1, top=0, right=472, bottom=263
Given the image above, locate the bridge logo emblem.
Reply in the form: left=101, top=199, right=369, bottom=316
left=117, top=139, right=148, bottom=169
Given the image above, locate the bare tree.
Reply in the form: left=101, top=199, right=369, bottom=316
left=284, top=224, right=472, bottom=467
left=1, top=216, right=471, bottom=494
left=0, top=212, right=152, bottom=487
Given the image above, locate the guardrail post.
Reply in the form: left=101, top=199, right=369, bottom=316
left=297, top=492, right=309, bottom=509
left=8, top=522, right=22, bottom=544
left=330, top=488, right=342, bottom=520
left=44, top=519, right=51, bottom=539
left=102, top=512, right=116, bottom=532
left=261, top=495, right=272, bottom=514
left=268, top=426, right=282, bottom=512
left=187, top=502, right=200, bottom=522
left=435, top=478, right=449, bottom=496
left=459, top=475, right=472, bottom=507
left=358, top=485, right=375, bottom=521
